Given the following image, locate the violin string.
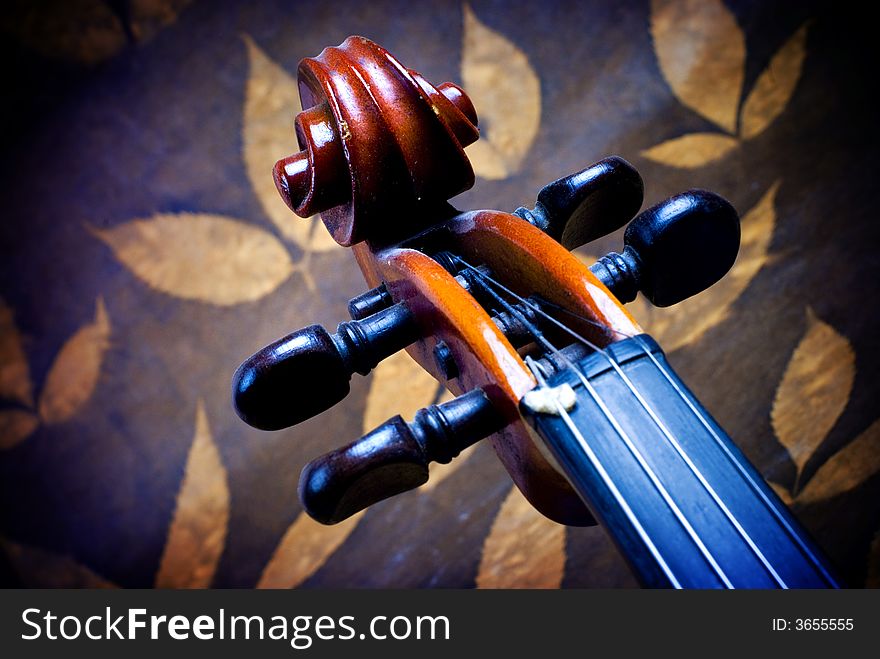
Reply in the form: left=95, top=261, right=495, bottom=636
left=537, top=298, right=635, bottom=340
left=454, top=255, right=796, bottom=585
left=534, top=295, right=835, bottom=584
left=524, top=354, right=682, bottom=588
left=530, top=301, right=786, bottom=586
left=628, top=335, right=838, bottom=585
left=453, top=255, right=734, bottom=587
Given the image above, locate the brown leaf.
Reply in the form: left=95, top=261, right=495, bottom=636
left=476, top=487, right=565, bottom=588
left=772, top=309, right=855, bottom=486
left=796, top=418, right=880, bottom=506
left=128, top=0, right=193, bottom=42
left=0, top=537, right=117, bottom=588
left=38, top=297, right=111, bottom=424
left=0, top=410, right=39, bottom=450
left=641, top=132, right=739, bottom=168
left=256, top=511, right=364, bottom=589
left=740, top=24, right=809, bottom=140
left=0, top=298, right=33, bottom=407
left=363, top=350, right=441, bottom=432
left=92, top=213, right=293, bottom=305
left=242, top=35, right=337, bottom=252
left=155, top=400, right=229, bottom=588
left=257, top=351, right=447, bottom=590
left=0, top=0, right=126, bottom=65
left=625, top=181, right=779, bottom=351
left=650, top=0, right=745, bottom=133
left=462, top=3, right=541, bottom=180
left=423, top=445, right=479, bottom=492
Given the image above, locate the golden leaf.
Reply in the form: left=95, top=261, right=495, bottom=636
left=740, top=24, right=809, bottom=140
left=363, top=350, right=441, bottom=432
left=476, top=487, right=565, bottom=588
left=640, top=132, right=739, bottom=168
left=772, top=309, right=855, bottom=488
left=92, top=213, right=293, bottom=305
left=242, top=35, right=337, bottom=253
left=155, top=400, right=229, bottom=588
left=867, top=531, right=880, bottom=588
left=0, top=537, right=117, bottom=588
left=650, top=0, right=745, bottom=133
left=796, top=418, right=880, bottom=506
left=462, top=3, right=541, bottom=180
left=257, top=351, right=451, bottom=590
left=256, top=511, right=364, bottom=589
left=0, top=409, right=39, bottom=450
left=424, top=447, right=479, bottom=492
left=626, top=181, right=779, bottom=351
left=38, top=297, right=111, bottom=425
left=0, top=298, right=34, bottom=406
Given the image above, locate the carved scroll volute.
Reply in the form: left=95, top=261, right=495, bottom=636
left=273, top=36, right=480, bottom=246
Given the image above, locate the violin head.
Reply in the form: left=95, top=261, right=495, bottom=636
left=232, top=35, right=742, bottom=530
left=272, top=36, right=479, bottom=247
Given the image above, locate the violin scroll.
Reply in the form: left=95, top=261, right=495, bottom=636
left=231, top=36, right=743, bottom=529
left=271, top=36, right=479, bottom=247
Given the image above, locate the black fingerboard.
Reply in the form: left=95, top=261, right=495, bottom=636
left=523, top=336, right=840, bottom=589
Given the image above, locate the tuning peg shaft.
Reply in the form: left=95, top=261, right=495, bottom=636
left=589, top=190, right=740, bottom=307
left=299, top=388, right=503, bottom=524
left=347, top=283, right=394, bottom=320
left=232, top=302, right=419, bottom=431
left=514, top=156, right=644, bottom=250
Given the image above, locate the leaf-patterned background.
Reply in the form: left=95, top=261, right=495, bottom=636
left=0, top=0, right=878, bottom=588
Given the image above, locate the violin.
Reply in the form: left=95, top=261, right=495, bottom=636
left=231, top=36, right=839, bottom=589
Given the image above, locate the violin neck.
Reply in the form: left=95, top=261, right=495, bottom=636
left=524, top=336, right=840, bottom=589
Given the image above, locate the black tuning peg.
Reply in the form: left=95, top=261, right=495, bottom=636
left=232, top=302, right=419, bottom=431
left=299, top=388, right=503, bottom=524
left=514, top=156, right=644, bottom=250
left=590, top=190, right=740, bottom=307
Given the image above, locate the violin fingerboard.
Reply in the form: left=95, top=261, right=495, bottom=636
left=524, top=336, right=840, bottom=589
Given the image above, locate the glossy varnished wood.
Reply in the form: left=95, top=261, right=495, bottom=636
left=265, top=36, right=648, bottom=525
left=274, top=36, right=478, bottom=246
left=366, top=248, right=592, bottom=522
left=350, top=208, right=646, bottom=524
left=3, top=3, right=873, bottom=590
left=447, top=210, right=642, bottom=345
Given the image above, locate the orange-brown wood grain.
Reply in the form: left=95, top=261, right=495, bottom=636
left=364, top=245, right=593, bottom=525
left=349, top=206, right=644, bottom=525
left=274, top=36, right=478, bottom=246
left=268, top=35, right=647, bottom=527
left=447, top=210, right=642, bottom=345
